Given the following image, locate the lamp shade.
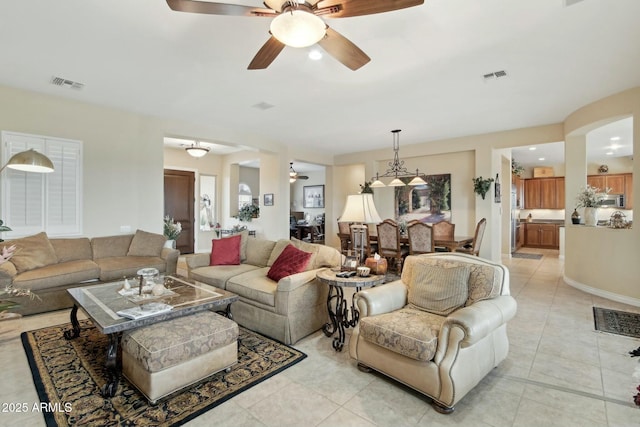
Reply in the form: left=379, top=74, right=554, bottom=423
left=185, top=142, right=209, bottom=158
left=338, top=194, right=382, bottom=224
left=4, top=149, right=54, bottom=173
left=270, top=10, right=326, bottom=48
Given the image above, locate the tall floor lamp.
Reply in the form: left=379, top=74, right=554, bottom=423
left=338, top=193, right=382, bottom=264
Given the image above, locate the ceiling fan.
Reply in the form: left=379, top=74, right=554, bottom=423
left=166, top=0, right=424, bottom=70
left=289, top=162, right=309, bottom=183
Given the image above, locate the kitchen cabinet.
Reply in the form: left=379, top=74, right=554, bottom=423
left=587, top=173, right=633, bottom=208
left=523, top=177, right=564, bottom=209
left=524, top=223, right=559, bottom=249
left=512, top=175, right=524, bottom=208
left=516, top=224, right=524, bottom=250
left=625, top=173, right=633, bottom=209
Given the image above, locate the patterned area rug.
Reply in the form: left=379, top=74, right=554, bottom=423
left=593, top=307, right=640, bottom=338
left=21, top=320, right=306, bottom=427
left=512, top=253, right=543, bottom=260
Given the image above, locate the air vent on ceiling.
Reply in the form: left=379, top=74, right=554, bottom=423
left=483, top=70, right=508, bottom=81
left=50, top=76, right=85, bottom=90
left=252, top=102, right=275, bottom=111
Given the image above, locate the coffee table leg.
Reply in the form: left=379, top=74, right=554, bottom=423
left=102, top=333, right=120, bottom=397
left=63, top=304, right=81, bottom=340
left=322, top=285, right=340, bottom=338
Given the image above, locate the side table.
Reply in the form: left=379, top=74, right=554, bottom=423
left=316, top=268, right=385, bottom=351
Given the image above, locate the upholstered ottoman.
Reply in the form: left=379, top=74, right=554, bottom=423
left=121, top=310, right=238, bottom=403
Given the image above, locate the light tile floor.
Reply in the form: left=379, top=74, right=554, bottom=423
left=1, top=249, right=639, bottom=426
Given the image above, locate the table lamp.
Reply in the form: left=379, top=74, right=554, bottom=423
left=338, top=193, right=382, bottom=264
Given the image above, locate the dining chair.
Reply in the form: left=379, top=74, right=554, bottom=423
left=407, top=221, right=434, bottom=254
left=454, top=218, right=487, bottom=256
left=376, top=219, right=409, bottom=273
left=432, top=220, right=455, bottom=252
left=337, top=221, right=352, bottom=253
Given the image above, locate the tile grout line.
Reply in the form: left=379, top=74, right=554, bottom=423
left=497, top=373, right=636, bottom=408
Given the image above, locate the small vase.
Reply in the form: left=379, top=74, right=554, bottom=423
left=584, top=207, right=598, bottom=227
left=164, top=239, right=176, bottom=249
left=571, top=209, right=581, bottom=224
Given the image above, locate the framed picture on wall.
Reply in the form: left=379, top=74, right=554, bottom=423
left=303, top=185, right=324, bottom=208
left=264, top=193, right=274, bottom=206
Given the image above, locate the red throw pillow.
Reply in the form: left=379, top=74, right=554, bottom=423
left=267, top=244, right=312, bottom=282
left=210, top=234, right=241, bottom=266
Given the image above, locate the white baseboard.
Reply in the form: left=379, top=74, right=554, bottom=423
left=563, top=275, right=640, bottom=308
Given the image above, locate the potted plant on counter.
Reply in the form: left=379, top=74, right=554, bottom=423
left=575, top=185, right=609, bottom=227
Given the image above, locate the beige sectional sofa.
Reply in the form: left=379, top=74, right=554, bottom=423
left=185, top=235, right=341, bottom=345
left=0, top=230, right=179, bottom=315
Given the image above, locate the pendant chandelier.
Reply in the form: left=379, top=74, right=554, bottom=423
left=370, top=130, right=426, bottom=187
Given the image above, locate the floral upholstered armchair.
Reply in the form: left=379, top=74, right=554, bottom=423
left=348, top=253, right=517, bottom=413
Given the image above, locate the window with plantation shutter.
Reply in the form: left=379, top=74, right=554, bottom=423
left=1, top=131, right=82, bottom=238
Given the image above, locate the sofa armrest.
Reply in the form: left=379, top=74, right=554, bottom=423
left=277, top=269, right=320, bottom=292
left=440, top=295, right=517, bottom=348
left=0, top=261, right=16, bottom=287
left=161, top=248, right=180, bottom=275
left=183, top=253, right=210, bottom=271
left=354, top=280, right=407, bottom=318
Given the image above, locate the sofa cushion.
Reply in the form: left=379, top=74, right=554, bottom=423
left=266, top=239, right=291, bottom=267
left=227, top=268, right=276, bottom=307
left=288, top=238, right=319, bottom=270
left=360, top=306, right=443, bottom=362
left=50, top=238, right=93, bottom=263
left=190, top=264, right=260, bottom=289
left=245, top=239, right=276, bottom=267
left=210, top=234, right=241, bottom=266
left=94, top=256, right=166, bottom=281
left=8, top=232, right=59, bottom=273
left=92, top=235, right=134, bottom=259
left=12, top=259, right=100, bottom=291
left=239, top=229, right=249, bottom=262
left=267, top=244, right=312, bottom=282
left=127, top=230, right=166, bottom=257
left=403, top=256, right=503, bottom=306
left=408, top=264, right=470, bottom=316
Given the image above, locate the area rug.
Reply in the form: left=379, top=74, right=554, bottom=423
left=593, top=307, right=640, bottom=338
left=21, top=320, right=306, bottom=427
left=512, top=253, right=543, bottom=260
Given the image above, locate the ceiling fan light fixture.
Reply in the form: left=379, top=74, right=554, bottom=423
left=185, top=142, right=209, bottom=158
left=270, top=10, right=326, bottom=48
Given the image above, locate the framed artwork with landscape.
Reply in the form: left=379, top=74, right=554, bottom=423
left=303, top=185, right=324, bottom=208
left=394, top=173, right=452, bottom=224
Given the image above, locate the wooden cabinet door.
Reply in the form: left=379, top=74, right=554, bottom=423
left=605, top=175, right=625, bottom=194
left=539, top=179, right=557, bottom=209
left=555, top=177, right=565, bottom=209
left=524, top=224, right=541, bottom=246
left=516, top=177, right=524, bottom=208
left=587, top=175, right=606, bottom=191
left=539, top=225, right=557, bottom=247
left=625, top=173, right=633, bottom=209
left=517, top=225, right=524, bottom=249
left=524, top=179, right=541, bottom=209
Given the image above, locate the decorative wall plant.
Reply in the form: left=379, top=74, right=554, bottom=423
left=472, top=176, right=494, bottom=200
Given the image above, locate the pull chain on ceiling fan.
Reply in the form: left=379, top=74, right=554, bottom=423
left=166, top=0, right=424, bottom=70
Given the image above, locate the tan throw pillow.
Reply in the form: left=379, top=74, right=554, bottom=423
left=9, top=232, right=59, bottom=273
left=127, top=230, right=166, bottom=257
left=408, top=264, right=470, bottom=316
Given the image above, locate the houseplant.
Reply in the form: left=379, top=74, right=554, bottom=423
left=575, top=185, right=608, bottom=226
left=472, top=176, right=494, bottom=200
left=163, top=216, right=182, bottom=247
left=236, top=204, right=259, bottom=222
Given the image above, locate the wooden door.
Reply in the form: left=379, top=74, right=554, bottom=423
left=587, top=175, right=606, bottom=191
left=524, top=224, right=541, bottom=246
left=524, top=179, right=541, bottom=209
left=539, top=225, right=557, bottom=247
left=164, top=169, right=194, bottom=254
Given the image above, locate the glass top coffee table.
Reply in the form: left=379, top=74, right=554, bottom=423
left=65, top=275, right=238, bottom=397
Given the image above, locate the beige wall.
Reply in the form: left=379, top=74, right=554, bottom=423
left=564, top=87, right=639, bottom=305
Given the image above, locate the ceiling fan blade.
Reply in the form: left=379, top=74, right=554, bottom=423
left=317, top=27, right=370, bottom=70
left=317, top=0, right=424, bottom=18
left=248, top=36, right=286, bottom=70
left=166, top=0, right=276, bottom=17
left=298, top=176, right=310, bottom=180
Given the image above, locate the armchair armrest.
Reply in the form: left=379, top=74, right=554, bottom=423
left=354, top=280, right=407, bottom=318
left=441, top=295, right=517, bottom=347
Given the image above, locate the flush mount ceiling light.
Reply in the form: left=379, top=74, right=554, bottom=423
left=185, top=141, right=209, bottom=158
left=269, top=4, right=326, bottom=48
left=370, top=130, right=426, bottom=188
